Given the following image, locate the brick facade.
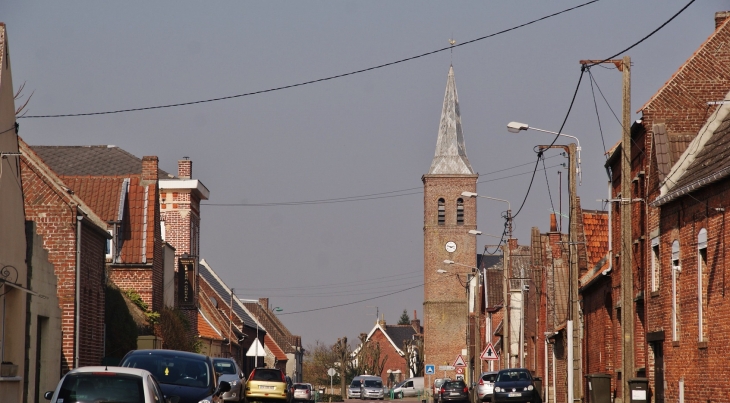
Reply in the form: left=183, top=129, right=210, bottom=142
left=20, top=143, right=109, bottom=372
left=423, top=174, right=477, bottom=380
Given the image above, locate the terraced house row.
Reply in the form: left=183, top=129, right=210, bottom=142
left=0, top=23, right=302, bottom=403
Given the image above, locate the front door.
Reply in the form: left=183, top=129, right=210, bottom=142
left=653, top=342, right=664, bottom=403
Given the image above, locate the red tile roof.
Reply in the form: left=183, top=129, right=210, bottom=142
left=198, top=311, right=223, bottom=341
left=264, top=334, right=288, bottom=361
left=582, top=210, right=609, bottom=270
left=60, top=176, right=125, bottom=222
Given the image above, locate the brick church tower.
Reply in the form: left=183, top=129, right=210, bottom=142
left=422, top=66, right=478, bottom=381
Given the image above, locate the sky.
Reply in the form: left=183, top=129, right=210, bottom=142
left=3, top=1, right=727, bottom=348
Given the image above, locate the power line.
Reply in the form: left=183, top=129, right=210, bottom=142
left=203, top=157, right=562, bottom=207
left=277, top=283, right=424, bottom=315
left=584, top=0, right=695, bottom=68
left=19, top=1, right=599, bottom=119
left=232, top=270, right=422, bottom=292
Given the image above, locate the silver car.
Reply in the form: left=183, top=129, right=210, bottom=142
left=44, top=366, right=169, bottom=403
left=213, top=358, right=245, bottom=402
left=360, top=378, right=385, bottom=400
left=476, top=372, right=498, bottom=402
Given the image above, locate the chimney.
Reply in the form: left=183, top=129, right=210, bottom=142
left=550, top=213, right=557, bottom=232
left=716, top=11, right=730, bottom=30
left=178, top=157, right=192, bottom=179
left=258, top=298, right=269, bottom=310
left=141, top=156, right=158, bottom=185
left=378, top=313, right=386, bottom=326
left=411, top=310, right=421, bottom=333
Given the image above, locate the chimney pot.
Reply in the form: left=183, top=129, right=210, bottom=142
left=716, top=11, right=730, bottom=30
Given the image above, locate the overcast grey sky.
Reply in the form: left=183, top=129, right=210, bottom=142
left=3, top=1, right=726, bottom=347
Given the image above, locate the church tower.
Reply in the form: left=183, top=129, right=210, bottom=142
left=422, top=66, right=478, bottom=379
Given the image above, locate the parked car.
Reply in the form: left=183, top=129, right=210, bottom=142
left=120, top=349, right=231, bottom=403
left=44, top=366, right=170, bottom=403
left=476, top=372, right=498, bottom=402
left=432, top=378, right=451, bottom=403
left=360, top=377, right=385, bottom=400
left=213, top=358, right=245, bottom=402
left=392, top=377, right=424, bottom=398
left=438, top=380, right=469, bottom=403
left=491, top=368, right=538, bottom=403
left=292, top=383, right=313, bottom=402
left=245, top=367, right=289, bottom=403
left=349, top=375, right=378, bottom=399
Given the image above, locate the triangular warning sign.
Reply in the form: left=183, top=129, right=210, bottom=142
left=453, top=354, right=467, bottom=367
left=480, top=343, right=499, bottom=361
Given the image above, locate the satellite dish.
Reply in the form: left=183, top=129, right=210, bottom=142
left=210, top=297, right=218, bottom=308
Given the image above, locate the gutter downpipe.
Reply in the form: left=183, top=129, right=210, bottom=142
left=75, top=207, right=84, bottom=369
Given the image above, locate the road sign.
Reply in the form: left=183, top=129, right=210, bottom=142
left=327, top=368, right=336, bottom=376
left=438, top=365, right=455, bottom=371
left=480, top=343, right=499, bottom=361
left=453, top=355, right=467, bottom=367
left=455, top=367, right=464, bottom=375
left=425, top=365, right=435, bottom=375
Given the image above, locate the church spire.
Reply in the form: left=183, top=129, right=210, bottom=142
left=428, top=65, right=474, bottom=175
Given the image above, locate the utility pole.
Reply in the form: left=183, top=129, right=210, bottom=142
left=568, top=142, right=580, bottom=403
left=580, top=56, right=632, bottom=403
left=502, top=242, right=510, bottom=369
left=620, top=55, right=634, bottom=403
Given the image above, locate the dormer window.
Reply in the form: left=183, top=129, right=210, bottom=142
left=456, top=198, right=464, bottom=225
left=438, top=198, right=445, bottom=226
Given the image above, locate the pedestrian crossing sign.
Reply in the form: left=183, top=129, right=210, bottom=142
left=453, top=354, right=467, bottom=367
left=480, top=343, right=499, bottom=361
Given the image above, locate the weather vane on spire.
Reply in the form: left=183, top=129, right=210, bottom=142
left=449, top=37, right=456, bottom=63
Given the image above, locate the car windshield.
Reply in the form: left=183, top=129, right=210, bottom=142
left=482, top=374, right=496, bottom=382
left=350, top=381, right=361, bottom=388
left=445, top=381, right=466, bottom=389
left=364, top=380, right=383, bottom=388
left=497, top=371, right=531, bottom=382
left=122, top=354, right=211, bottom=388
left=213, top=360, right=237, bottom=375
left=56, top=373, right=144, bottom=403
left=294, top=384, right=310, bottom=390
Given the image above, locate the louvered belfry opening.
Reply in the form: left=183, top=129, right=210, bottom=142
left=438, top=198, right=445, bottom=225
left=456, top=198, right=464, bottom=225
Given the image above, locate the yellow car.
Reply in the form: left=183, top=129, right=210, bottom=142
left=245, top=368, right=289, bottom=403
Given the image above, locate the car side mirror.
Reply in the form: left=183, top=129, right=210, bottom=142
left=44, top=391, right=54, bottom=400
left=218, top=381, right=232, bottom=394
left=165, top=396, right=181, bottom=403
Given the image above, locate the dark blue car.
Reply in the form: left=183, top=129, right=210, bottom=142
left=121, top=349, right=231, bottom=403
left=491, top=369, right=539, bottom=403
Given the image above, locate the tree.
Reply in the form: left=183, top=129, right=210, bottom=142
left=398, top=309, right=411, bottom=325
left=353, top=333, right=387, bottom=379
left=403, top=336, right=424, bottom=377
left=303, top=340, right=341, bottom=387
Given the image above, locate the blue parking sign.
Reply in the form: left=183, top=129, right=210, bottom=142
left=425, top=364, right=435, bottom=375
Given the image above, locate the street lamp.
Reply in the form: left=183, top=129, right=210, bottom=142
left=461, top=192, right=512, bottom=238
left=506, top=121, right=582, bottom=184
left=507, top=121, right=582, bottom=402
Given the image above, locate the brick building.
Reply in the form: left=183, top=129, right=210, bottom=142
left=422, top=65, right=479, bottom=383
left=588, top=11, right=730, bottom=403
left=358, top=316, right=422, bottom=387
left=19, top=139, right=111, bottom=373
left=29, top=146, right=169, bottom=314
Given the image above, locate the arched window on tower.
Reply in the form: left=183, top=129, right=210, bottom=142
left=456, top=198, right=464, bottom=225
left=438, top=198, right=445, bottom=225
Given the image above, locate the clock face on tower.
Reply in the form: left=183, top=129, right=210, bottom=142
left=445, top=241, right=457, bottom=253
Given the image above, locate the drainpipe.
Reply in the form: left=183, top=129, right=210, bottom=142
left=75, top=208, right=84, bottom=368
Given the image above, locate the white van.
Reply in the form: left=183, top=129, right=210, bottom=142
left=392, top=377, right=424, bottom=398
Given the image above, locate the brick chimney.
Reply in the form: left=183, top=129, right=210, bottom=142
left=550, top=213, right=557, bottom=232
left=178, top=157, right=192, bottom=179
left=716, top=11, right=730, bottom=30
left=258, top=298, right=269, bottom=310
left=411, top=310, right=421, bottom=333
left=141, top=156, right=158, bottom=186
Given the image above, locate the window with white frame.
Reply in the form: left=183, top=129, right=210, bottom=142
left=651, top=237, right=660, bottom=292
left=697, top=228, right=707, bottom=342
left=672, top=240, right=680, bottom=341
